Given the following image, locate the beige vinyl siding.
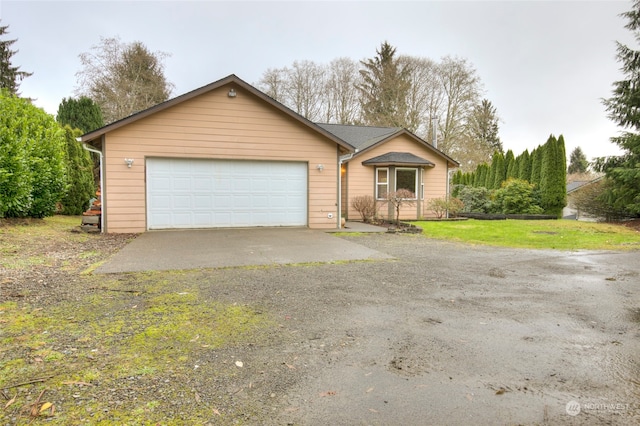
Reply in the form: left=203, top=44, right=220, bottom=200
left=345, top=134, right=449, bottom=221
left=103, top=84, right=338, bottom=233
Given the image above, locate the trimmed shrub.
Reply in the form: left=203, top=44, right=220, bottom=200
left=492, top=178, right=543, bottom=215
left=351, top=195, right=377, bottom=222
left=427, top=197, right=464, bottom=219
left=457, top=185, right=492, bottom=213
left=0, top=91, right=67, bottom=218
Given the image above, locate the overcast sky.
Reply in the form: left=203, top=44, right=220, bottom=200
left=1, top=0, right=635, bottom=161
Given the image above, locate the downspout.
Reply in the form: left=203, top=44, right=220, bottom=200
left=446, top=164, right=451, bottom=219
left=79, top=138, right=104, bottom=232
left=338, top=151, right=356, bottom=229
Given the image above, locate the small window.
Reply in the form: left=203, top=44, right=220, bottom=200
left=376, top=168, right=388, bottom=200
left=396, top=168, right=417, bottom=199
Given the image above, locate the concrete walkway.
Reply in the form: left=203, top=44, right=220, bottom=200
left=325, top=221, right=388, bottom=233
left=96, top=227, right=392, bottom=273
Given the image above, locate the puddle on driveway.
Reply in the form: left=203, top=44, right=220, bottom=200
left=274, top=246, right=640, bottom=425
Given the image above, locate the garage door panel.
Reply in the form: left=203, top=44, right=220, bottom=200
left=194, top=177, right=213, bottom=191
left=193, top=213, right=213, bottom=226
left=194, top=195, right=212, bottom=209
left=147, top=158, right=307, bottom=229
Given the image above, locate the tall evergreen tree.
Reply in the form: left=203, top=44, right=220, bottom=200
left=505, top=149, right=517, bottom=179
left=56, top=97, right=104, bottom=134
left=517, top=149, right=531, bottom=182
left=357, top=41, right=412, bottom=128
left=492, top=151, right=506, bottom=189
left=59, top=126, right=95, bottom=215
left=467, top=99, right=503, bottom=154
left=567, top=146, right=589, bottom=174
left=0, top=22, right=32, bottom=94
left=599, top=1, right=640, bottom=216
left=539, top=135, right=567, bottom=217
left=530, top=147, right=543, bottom=187
left=476, top=163, right=489, bottom=188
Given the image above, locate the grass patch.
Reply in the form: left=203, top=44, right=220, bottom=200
left=0, top=280, right=276, bottom=424
left=414, top=219, right=640, bottom=250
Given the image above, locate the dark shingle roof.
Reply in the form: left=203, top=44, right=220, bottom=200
left=567, top=181, right=590, bottom=193
left=567, top=176, right=604, bottom=194
left=317, top=122, right=459, bottom=167
left=362, top=152, right=435, bottom=167
left=316, top=123, right=401, bottom=151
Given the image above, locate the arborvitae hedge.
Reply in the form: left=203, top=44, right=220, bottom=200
left=59, top=126, right=95, bottom=215
left=452, top=135, right=567, bottom=216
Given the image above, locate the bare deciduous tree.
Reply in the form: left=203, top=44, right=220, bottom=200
left=384, top=189, right=416, bottom=225
left=286, top=60, right=326, bottom=121
left=256, top=45, right=491, bottom=166
left=325, top=57, right=361, bottom=124
left=75, top=36, right=174, bottom=124
left=438, top=56, right=482, bottom=155
left=399, top=55, right=441, bottom=136
left=257, top=67, right=287, bottom=102
left=258, top=58, right=361, bottom=124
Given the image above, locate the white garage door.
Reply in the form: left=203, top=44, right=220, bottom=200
left=147, top=158, right=307, bottom=229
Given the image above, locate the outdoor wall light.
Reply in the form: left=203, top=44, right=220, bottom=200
left=124, top=158, right=134, bottom=168
left=228, top=88, right=237, bottom=98
left=316, top=164, right=324, bottom=172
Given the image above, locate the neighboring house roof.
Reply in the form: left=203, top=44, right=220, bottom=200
left=362, top=152, right=435, bottom=167
left=567, top=176, right=604, bottom=194
left=317, top=123, right=459, bottom=167
left=567, top=181, right=590, bottom=193
left=80, top=74, right=352, bottom=151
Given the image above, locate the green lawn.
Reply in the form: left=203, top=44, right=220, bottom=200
left=413, top=219, right=640, bottom=250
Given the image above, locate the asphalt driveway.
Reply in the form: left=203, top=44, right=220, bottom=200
left=95, top=227, right=392, bottom=273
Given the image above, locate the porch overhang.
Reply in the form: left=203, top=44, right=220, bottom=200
left=361, top=151, right=435, bottom=167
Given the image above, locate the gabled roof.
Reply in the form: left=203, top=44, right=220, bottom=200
left=362, top=152, right=435, bottom=167
left=316, top=123, right=400, bottom=151
left=317, top=123, right=459, bottom=167
left=80, top=74, right=352, bottom=151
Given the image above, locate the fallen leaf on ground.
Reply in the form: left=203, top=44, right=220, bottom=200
left=4, top=394, right=16, bottom=409
left=39, top=402, right=53, bottom=412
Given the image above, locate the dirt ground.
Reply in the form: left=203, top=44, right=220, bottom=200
left=1, top=221, right=639, bottom=425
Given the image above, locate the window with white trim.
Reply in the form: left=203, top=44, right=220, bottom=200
left=395, top=168, right=418, bottom=199
left=376, top=168, right=388, bottom=200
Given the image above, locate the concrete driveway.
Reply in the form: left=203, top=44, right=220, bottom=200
left=96, top=227, right=392, bottom=273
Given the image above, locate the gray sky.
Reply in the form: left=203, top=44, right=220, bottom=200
left=1, top=0, right=634, bottom=161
